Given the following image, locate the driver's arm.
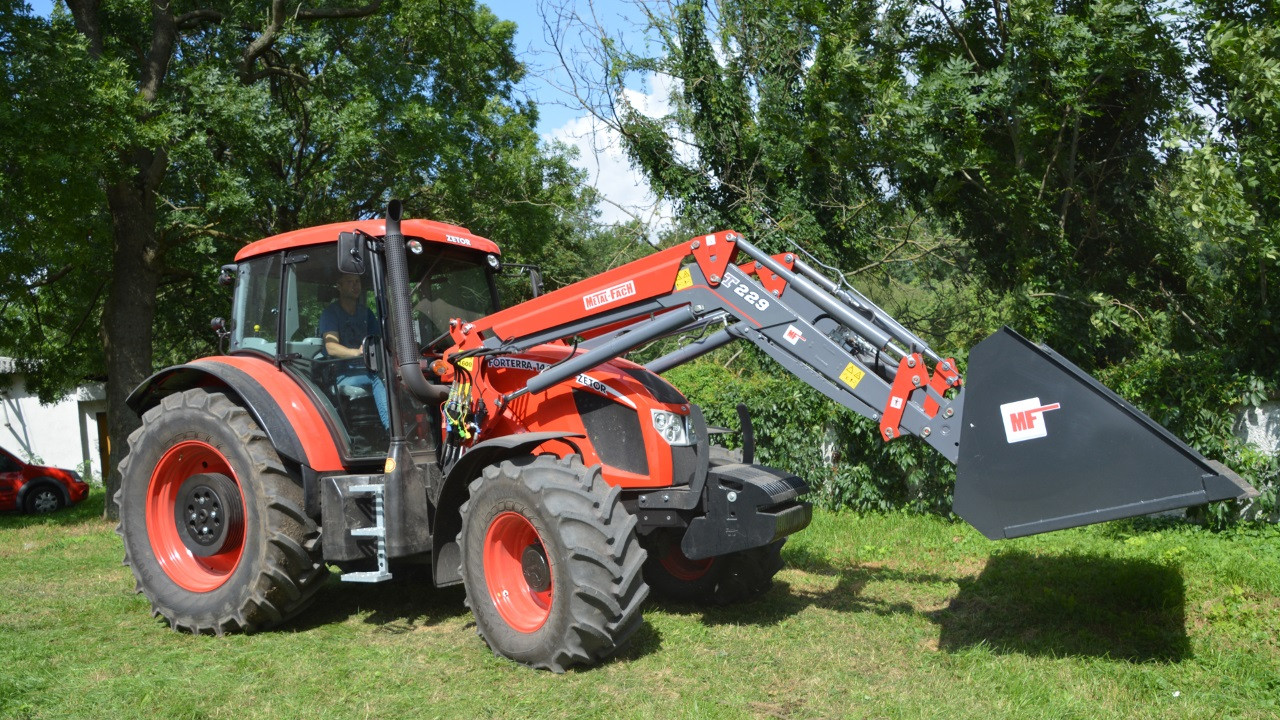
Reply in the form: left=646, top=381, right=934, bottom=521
left=323, top=332, right=362, bottom=360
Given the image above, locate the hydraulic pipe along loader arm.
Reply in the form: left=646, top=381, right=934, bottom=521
left=117, top=203, right=1257, bottom=674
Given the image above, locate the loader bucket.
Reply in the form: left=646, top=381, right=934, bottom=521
left=954, top=327, right=1256, bottom=539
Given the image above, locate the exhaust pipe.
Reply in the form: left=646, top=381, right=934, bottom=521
left=382, top=200, right=447, bottom=405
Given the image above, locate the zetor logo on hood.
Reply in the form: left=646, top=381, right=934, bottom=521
left=1000, top=397, right=1061, bottom=443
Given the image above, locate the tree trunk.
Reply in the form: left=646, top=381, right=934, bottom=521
left=100, top=174, right=162, bottom=521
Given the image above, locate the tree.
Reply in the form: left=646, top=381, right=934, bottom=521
left=552, top=0, right=927, bottom=265
left=0, top=0, right=126, bottom=400
left=893, top=0, right=1196, bottom=364
left=1, top=0, right=599, bottom=518
left=1176, top=1, right=1280, bottom=373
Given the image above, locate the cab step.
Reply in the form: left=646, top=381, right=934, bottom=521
left=340, top=483, right=392, bottom=583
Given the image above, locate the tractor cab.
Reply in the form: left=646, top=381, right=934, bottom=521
left=226, top=219, right=501, bottom=463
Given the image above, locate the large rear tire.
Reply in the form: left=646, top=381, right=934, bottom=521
left=642, top=531, right=784, bottom=606
left=116, top=389, right=329, bottom=634
left=459, top=455, right=648, bottom=672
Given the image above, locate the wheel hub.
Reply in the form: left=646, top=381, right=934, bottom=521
left=521, top=543, right=551, bottom=592
left=484, top=511, right=553, bottom=633
left=31, top=489, right=59, bottom=513
left=174, top=473, right=243, bottom=557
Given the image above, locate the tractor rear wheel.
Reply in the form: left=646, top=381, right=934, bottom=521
left=116, top=388, right=328, bottom=634
left=642, top=531, right=784, bottom=606
left=459, top=455, right=648, bottom=672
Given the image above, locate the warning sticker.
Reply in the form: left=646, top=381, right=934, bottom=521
left=840, top=363, right=866, bottom=389
left=675, top=268, right=693, bottom=291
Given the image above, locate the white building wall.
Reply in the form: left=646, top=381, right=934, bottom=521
left=1233, top=401, right=1280, bottom=456
left=0, top=362, right=106, bottom=482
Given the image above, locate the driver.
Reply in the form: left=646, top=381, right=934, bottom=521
left=319, top=274, right=389, bottom=428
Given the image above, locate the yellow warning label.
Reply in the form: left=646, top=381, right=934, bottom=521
left=840, top=363, right=866, bottom=389
left=458, top=357, right=474, bottom=372
left=675, top=268, right=693, bottom=291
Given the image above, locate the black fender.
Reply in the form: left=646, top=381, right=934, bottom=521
left=127, top=361, right=324, bottom=518
left=18, top=478, right=70, bottom=507
left=430, top=431, right=584, bottom=587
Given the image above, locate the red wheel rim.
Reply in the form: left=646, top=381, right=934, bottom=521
left=483, top=512, right=552, bottom=633
left=660, top=544, right=714, bottom=581
left=146, top=441, right=245, bottom=592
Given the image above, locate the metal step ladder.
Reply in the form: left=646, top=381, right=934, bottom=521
left=340, top=483, right=393, bottom=583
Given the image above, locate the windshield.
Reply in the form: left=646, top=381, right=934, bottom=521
left=407, top=249, right=499, bottom=349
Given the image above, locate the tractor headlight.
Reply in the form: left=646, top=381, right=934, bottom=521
left=651, top=410, right=695, bottom=447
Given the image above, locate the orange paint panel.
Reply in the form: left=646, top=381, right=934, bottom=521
left=191, top=356, right=345, bottom=471
left=236, top=218, right=500, bottom=261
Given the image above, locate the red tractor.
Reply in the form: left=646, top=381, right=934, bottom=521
left=117, top=202, right=1254, bottom=671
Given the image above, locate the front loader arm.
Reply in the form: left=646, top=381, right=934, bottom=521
left=440, top=231, right=965, bottom=461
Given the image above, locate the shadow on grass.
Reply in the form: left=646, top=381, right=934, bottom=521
left=281, top=566, right=471, bottom=634
left=934, top=550, right=1189, bottom=662
left=282, top=565, right=667, bottom=667
left=656, top=544, right=1188, bottom=663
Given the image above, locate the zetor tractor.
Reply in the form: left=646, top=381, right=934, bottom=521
left=117, top=202, right=1254, bottom=671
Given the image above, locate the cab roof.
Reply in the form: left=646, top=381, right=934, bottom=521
left=235, top=218, right=501, bottom=262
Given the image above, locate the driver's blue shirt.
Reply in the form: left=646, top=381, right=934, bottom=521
left=318, top=302, right=378, bottom=355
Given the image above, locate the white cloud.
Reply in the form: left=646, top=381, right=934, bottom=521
left=544, top=73, right=679, bottom=234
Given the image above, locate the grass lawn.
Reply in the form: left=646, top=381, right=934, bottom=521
left=2, top=487, right=1277, bottom=719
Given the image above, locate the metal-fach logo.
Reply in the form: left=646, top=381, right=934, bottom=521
left=1000, top=397, right=1061, bottom=443
left=584, top=280, right=636, bottom=310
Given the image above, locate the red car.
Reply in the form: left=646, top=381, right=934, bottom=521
left=0, top=446, right=90, bottom=514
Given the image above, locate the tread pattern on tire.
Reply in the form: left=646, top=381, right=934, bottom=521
left=116, top=388, right=329, bottom=635
left=459, top=454, right=649, bottom=672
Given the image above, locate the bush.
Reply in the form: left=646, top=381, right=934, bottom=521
left=662, top=348, right=954, bottom=515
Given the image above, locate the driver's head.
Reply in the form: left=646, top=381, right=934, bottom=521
left=337, top=274, right=363, bottom=302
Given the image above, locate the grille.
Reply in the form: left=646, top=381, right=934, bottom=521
left=572, top=390, right=649, bottom=475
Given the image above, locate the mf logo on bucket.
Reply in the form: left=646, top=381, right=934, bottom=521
left=1000, top=397, right=1061, bottom=443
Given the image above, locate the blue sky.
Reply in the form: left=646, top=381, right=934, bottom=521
left=23, top=0, right=667, bottom=225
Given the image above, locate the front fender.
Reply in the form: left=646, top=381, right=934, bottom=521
left=430, top=431, right=584, bottom=587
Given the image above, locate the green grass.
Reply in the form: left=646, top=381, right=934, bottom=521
left=2, top=487, right=1278, bottom=719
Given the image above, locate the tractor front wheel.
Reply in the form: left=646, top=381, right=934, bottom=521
left=642, top=531, right=785, bottom=606
left=459, top=455, right=648, bottom=672
left=116, top=389, right=328, bottom=634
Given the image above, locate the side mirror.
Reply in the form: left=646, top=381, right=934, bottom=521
left=504, top=263, right=544, bottom=298
left=338, top=231, right=366, bottom=275
left=528, top=266, right=544, bottom=298
left=218, top=264, right=238, bottom=286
